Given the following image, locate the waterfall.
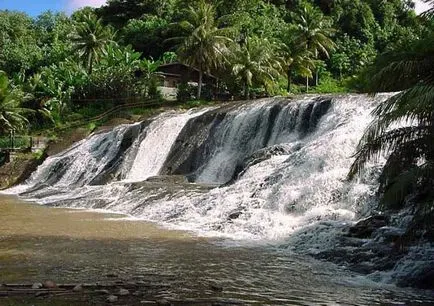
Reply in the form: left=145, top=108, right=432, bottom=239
left=7, top=95, right=387, bottom=239
left=5, top=94, right=434, bottom=290
left=6, top=123, right=143, bottom=195
left=126, top=110, right=207, bottom=182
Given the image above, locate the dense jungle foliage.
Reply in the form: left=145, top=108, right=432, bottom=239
left=0, top=0, right=430, bottom=133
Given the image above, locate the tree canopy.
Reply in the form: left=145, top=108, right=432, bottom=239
left=0, top=0, right=429, bottom=133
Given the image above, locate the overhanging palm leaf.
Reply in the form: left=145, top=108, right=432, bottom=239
left=348, top=14, right=434, bottom=233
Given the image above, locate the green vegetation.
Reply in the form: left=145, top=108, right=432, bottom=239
left=0, top=0, right=428, bottom=137
left=0, top=71, right=31, bottom=134
left=170, top=0, right=232, bottom=99
left=349, top=2, right=434, bottom=237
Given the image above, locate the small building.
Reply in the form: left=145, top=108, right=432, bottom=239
left=156, top=62, right=216, bottom=100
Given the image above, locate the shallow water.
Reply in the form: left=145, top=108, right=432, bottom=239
left=1, top=195, right=433, bottom=305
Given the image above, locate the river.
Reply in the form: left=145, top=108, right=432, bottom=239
left=1, top=195, right=433, bottom=305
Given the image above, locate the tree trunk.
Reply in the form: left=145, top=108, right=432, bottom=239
left=88, top=53, right=93, bottom=75
left=245, top=82, right=250, bottom=100
left=287, top=68, right=292, bottom=93
left=314, top=49, right=319, bottom=86
left=197, top=70, right=203, bottom=100
left=306, top=76, right=309, bottom=93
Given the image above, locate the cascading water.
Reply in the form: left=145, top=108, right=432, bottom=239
left=8, top=95, right=382, bottom=235
left=126, top=110, right=208, bottom=182
left=5, top=94, right=433, bottom=289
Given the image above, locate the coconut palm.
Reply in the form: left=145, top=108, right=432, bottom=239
left=279, top=33, right=314, bottom=92
left=232, top=37, right=282, bottom=99
left=348, top=27, right=434, bottom=232
left=169, top=0, right=232, bottom=99
left=0, top=71, right=31, bottom=135
left=70, top=14, right=114, bottom=74
left=292, top=3, right=335, bottom=90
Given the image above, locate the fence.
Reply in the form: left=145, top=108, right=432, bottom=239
left=56, top=98, right=166, bottom=131
left=0, top=99, right=168, bottom=152
left=0, top=135, right=32, bottom=151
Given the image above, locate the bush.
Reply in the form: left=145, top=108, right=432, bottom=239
left=177, top=82, right=195, bottom=102
left=314, top=75, right=349, bottom=93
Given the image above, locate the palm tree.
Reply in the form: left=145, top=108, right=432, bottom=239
left=70, top=14, right=114, bottom=74
left=169, top=0, right=232, bottom=99
left=348, top=26, right=434, bottom=233
left=279, top=31, right=314, bottom=92
left=0, top=71, right=31, bottom=135
left=292, top=3, right=335, bottom=90
left=232, top=37, right=282, bottom=99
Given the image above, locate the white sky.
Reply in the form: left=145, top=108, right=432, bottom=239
left=415, top=0, right=431, bottom=14
left=66, top=0, right=107, bottom=13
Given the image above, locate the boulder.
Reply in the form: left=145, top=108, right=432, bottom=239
left=398, top=263, right=434, bottom=290
left=32, top=283, right=43, bottom=289
left=348, top=215, right=389, bottom=238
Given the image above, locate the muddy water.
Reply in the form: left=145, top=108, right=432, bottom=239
left=0, top=195, right=433, bottom=305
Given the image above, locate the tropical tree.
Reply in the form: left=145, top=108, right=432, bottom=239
left=70, top=13, right=114, bottom=74
left=0, top=71, right=32, bottom=135
left=348, top=24, right=434, bottom=234
left=292, top=2, right=336, bottom=90
left=0, top=11, right=43, bottom=76
left=279, top=27, right=315, bottom=92
left=170, top=0, right=232, bottom=99
left=232, top=37, right=282, bottom=99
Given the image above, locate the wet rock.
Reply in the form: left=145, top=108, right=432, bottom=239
left=32, top=282, right=43, bottom=289
left=349, top=262, right=375, bottom=274
left=228, top=209, right=243, bottom=220
left=146, top=175, right=188, bottom=184
left=42, top=280, right=57, bottom=289
left=107, top=295, right=118, bottom=303
left=230, top=144, right=293, bottom=183
left=72, top=284, right=83, bottom=292
left=348, top=215, right=389, bottom=238
left=373, top=226, right=405, bottom=244
left=118, top=288, right=130, bottom=296
left=398, top=263, right=434, bottom=290
left=95, top=289, right=110, bottom=295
